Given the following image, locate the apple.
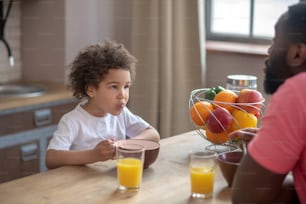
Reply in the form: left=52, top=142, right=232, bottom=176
left=237, top=89, right=263, bottom=115
left=206, top=107, right=233, bottom=133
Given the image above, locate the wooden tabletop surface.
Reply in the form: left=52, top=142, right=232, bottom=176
left=0, top=131, right=232, bottom=204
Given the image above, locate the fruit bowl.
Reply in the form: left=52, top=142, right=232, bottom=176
left=189, top=87, right=265, bottom=152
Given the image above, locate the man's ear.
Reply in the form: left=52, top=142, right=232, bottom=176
left=287, top=43, right=306, bottom=67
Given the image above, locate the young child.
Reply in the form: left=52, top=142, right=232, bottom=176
left=46, top=40, right=160, bottom=169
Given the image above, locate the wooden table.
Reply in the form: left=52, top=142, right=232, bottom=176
left=0, top=131, right=231, bottom=204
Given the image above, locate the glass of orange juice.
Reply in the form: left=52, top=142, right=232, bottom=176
left=116, top=143, right=145, bottom=191
left=189, top=151, right=217, bottom=198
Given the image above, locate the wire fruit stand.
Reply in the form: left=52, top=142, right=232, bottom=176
left=189, top=88, right=265, bottom=153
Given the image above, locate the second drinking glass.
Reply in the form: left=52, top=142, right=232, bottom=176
left=189, top=151, right=217, bottom=199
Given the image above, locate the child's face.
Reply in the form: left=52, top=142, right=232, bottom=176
left=87, top=69, right=131, bottom=116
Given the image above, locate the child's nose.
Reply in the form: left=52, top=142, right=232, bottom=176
left=118, top=88, right=127, bottom=98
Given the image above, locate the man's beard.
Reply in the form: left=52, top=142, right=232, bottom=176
left=264, top=69, right=285, bottom=94
left=263, top=52, right=291, bottom=95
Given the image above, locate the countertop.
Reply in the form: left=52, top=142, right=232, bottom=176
left=0, top=82, right=76, bottom=112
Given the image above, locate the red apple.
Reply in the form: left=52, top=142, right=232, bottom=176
left=206, top=107, right=233, bottom=133
left=237, top=89, right=263, bottom=115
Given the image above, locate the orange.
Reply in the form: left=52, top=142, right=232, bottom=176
left=213, top=90, right=237, bottom=113
left=205, top=129, right=229, bottom=144
left=230, top=109, right=258, bottom=131
left=190, top=101, right=214, bottom=126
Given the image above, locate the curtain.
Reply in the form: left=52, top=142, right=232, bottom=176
left=128, top=0, right=205, bottom=138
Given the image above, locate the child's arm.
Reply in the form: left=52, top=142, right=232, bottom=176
left=46, top=139, right=115, bottom=169
left=132, top=126, right=160, bottom=142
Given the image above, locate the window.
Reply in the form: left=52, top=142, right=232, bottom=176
left=206, top=0, right=300, bottom=43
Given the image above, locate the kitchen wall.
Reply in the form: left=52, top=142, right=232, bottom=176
left=1, top=0, right=268, bottom=102
left=0, top=0, right=21, bottom=83
left=0, top=0, right=132, bottom=84
left=21, top=0, right=65, bottom=83
left=20, top=0, right=132, bottom=84
left=206, top=51, right=270, bottom=102
left=64, top=0, right=132, bottom=83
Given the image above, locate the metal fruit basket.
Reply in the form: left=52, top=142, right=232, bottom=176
left=189, top=88, right=265, bottom=152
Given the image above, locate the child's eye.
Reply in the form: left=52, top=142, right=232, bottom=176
left=124, top=84, right=130, bottom=89
left=111, top=85, right=118, bottom=90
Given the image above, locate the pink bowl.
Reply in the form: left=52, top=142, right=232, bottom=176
left=117, top=139, right=160, bottom=169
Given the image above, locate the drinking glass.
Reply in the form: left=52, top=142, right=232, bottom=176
left=189, top=151, right=217, bottom=198
left=116, top=143, right=145, bottom=191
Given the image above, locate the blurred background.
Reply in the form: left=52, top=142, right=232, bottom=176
left=0, top=0, right=301, bottom=182
left=0, top=0, right=299, bottom=138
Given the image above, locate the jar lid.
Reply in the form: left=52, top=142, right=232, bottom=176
left=227, top=75, right=257, bottom=87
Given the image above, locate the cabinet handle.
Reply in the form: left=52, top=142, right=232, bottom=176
left=21, top=143, right=38, bottom=161
left=34, top=109, right=52, bottom=127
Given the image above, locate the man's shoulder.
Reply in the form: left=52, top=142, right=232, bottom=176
left=288, top=72, right=306, bottom=84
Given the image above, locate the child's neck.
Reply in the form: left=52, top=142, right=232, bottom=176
left=81, top=102, right=107, bottom=117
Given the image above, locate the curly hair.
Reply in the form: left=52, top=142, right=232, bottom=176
left=68, top=40, right=137, bottom=99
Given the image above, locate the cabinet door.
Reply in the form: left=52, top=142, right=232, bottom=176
left=0, top=111, right=34, bottom=136
left=0, top=141, right=39, bottom=183
left=0, top=100, right=78, bottom=136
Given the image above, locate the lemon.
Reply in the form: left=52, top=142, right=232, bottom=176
left=230, top=109, right=257, bottom=131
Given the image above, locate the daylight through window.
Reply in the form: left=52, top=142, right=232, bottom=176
left=206, top=0, right=300, bottom=43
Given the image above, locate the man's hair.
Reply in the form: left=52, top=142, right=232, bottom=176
left=286, top=2, right=306, bottom=43
left=68, top=40, right=137, bottom=99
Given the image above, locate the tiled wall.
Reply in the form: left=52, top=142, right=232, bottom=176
left=21, top=0, right=65, bottom=83
left=0, top=0, right=21, bottom=83
left=0, top=0, right=133, bottom=84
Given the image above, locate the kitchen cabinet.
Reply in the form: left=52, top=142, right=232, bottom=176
left=0, top=101, right=78, bottom=136
left=0, top=99, right=79, bottom=183
left=0, top=141, right=39, bottom=183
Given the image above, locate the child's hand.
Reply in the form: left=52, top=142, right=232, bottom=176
left=94, top=139, right=116, bottom=161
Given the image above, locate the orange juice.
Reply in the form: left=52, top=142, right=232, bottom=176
left=117, top=158, right=143, bottom=188
left=190, top=167, right=214, bottom=195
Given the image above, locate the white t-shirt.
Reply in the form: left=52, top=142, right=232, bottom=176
left=47, top=102, right=150, bottom=151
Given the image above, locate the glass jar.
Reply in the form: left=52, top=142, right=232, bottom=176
left=226, top=75, right=257, bottom=91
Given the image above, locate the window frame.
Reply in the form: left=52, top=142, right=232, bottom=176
left=205, top=0, right=301, bottom=44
